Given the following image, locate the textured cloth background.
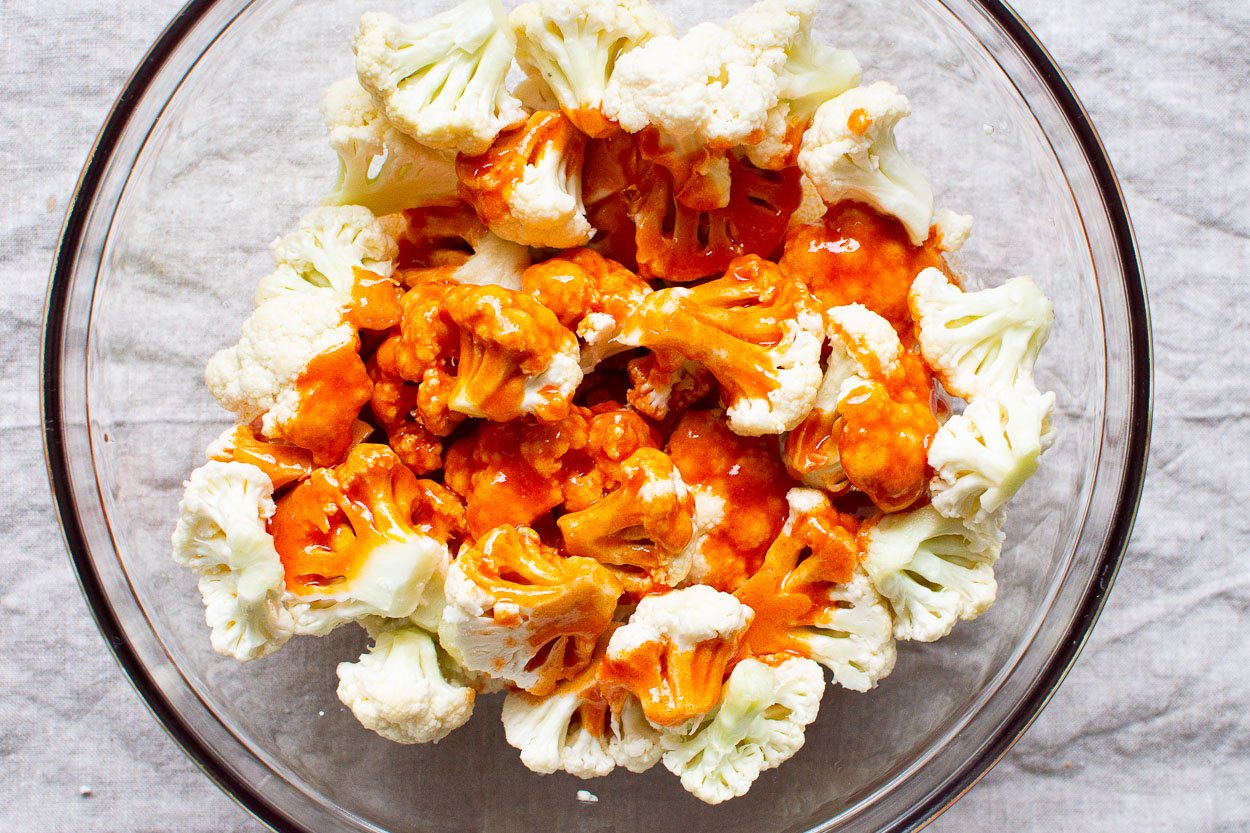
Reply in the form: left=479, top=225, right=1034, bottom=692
left=1, top=0, right=1245, bottom=831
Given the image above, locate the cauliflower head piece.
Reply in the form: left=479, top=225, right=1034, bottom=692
left=736, top=0, right=862, bottom=171
left=798, top=81, right=933, bottom=246
left=511, top=0, right=672, bottom=137
left=734, top=488, right=896, bottom=692
left=909, top=267, right=1055, bottom=400
left=520, top=248, right=651, bottom=372
left=204, top=294, right=373, bottom=466
left=861, top=504, right=1003, bottom=642
left=929, top=385, right=1056, bottom=532
left=666, top=410, right=791, bottom=592
left=270, top=444, right=452, bottom=636
left=392, top=203, right=531, bottom=291
left=439, top=525, right=622, bottom=695
left=320, top=78, right=460, bottom=217
left=502, top=635, right=665, bottom=778
left=620, top=256, right=824, bottom=436
left=601, top=585, right=753, bottom=729
left=353, top=0, right=526, bottom=155
left=442, top=284, right=584, bottom=422
left=254, top=205, right=397, bottom=311
left=661, top=655, right=824, bottom=805
left=457, top=110, right=592, bottom=249
left=172, top=461, right=294, bottom=661
left=558, top=448, right=696, bottom=593
left=206, top=424, right=316, bottom=490
left=336, top=618, right=475, bottom=744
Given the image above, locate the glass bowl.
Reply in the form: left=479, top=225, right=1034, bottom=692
left=43, top=0, right=1150, bottom=830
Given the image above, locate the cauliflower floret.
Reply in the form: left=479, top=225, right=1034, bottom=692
left=559, top=448, right=696, bottom=592
left=442, top=284, right=584, bottom=422
left=632, top=153, right=803, bottom=281
left=666, top=410, right=791, bottom=592
left=626, top=352, right=715, bottom=421
left=861, top=504, right=1004, bottom=642
left=734, top=488, right=896, bottom=692
left=393, top=281, right=466, bottom=438
left=735, top=0, right=862, bottom=171
left=601, top=586, right=752, bottom=729
left=933, top=208, right=974, bottom=253
left=458, top=110, right=592, bottom=249
left=439, top=525, right=622, bottom=694
left=444, top=408, right=595, bottom=538
left=661, top=656, right=824, bottom=805
left=270, top=444, right=452, bottom=636
left=171, top=461, right=294, bottom=661
left=254, top=205, right=397, bottom=309
left=353, top=0, right=526, bottom=155
left=320, top=78, right=460, bottom=217
left=336, top=618, right=475, bottom=744
left=365, top=333, right=446, bottom=475
left=502, top=637, right=664, bottom=778
left=929, top=386, right=1057, bottom=532
left=511, top=0, right=672, bottom=137
left=521, top=248, right=651, bottom=371
left=779, top=200, right=946, bottom=328
left=619, top=256, right=824, bottom=436
left=909, top=267, right=1055, bottom=400
left=798, top=81, right=933, bottom=246
left=393, top=204, right=530, bottom=291
left=204, top=295, right=372, bottom=465
left=602, top=0, right=794, bottom=209
left=781, top=303, right=903, bottom=494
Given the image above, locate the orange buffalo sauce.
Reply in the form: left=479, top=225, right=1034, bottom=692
left=666, top=411, right=790, bottom=593
left=735, top=501, right=860, bottom=663
left=282, top=342, right=373, bottom=467
left=344, top=267, right=401, bottom=331
left=209, top=425, right=315, bottom=490
left=780, top=201, right=946, bottom=329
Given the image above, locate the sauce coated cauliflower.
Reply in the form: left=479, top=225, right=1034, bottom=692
left=174, top=0, right=1060, bottom=804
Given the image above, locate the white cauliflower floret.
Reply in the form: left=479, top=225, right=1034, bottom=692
left=171, top=461, right=293, bottom=661
left=502, top=690, right=616, bottom=779
left=799, top=81, right=933, bottom=245
left=336, top=618, right=475, bottom=744
left=354, top=0, right=526, bottom=155
left=862, top=504, right=1004, bottom=643
left=204, top=294, right=352, bottom=429
left=909, top=268, right=1055, bottom=400
left=735, top=0, right=862, bottom=170
left=511, top=0, right=672, bottom=136
left=933, top=208, right=974, bottom=252
left=929, top=386, right=1057, bottom=532
left=802, top=567, right=897, bottom=692
left=661, top=656, right=824, bottom=805
left=320, top=78, right=460, bottom=217
left=609, top=585, right=753, bottom=656
left=608, top=695, right=664, bottom=773
left=254, top=205, right=397, bottom=308
left=602, top=19, right=781, bottom=151
left=520, top=337, right=584, bottom=414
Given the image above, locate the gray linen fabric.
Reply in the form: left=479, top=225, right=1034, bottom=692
left=1, top=0, right=1246, bottom=830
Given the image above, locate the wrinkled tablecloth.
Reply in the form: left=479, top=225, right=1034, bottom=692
left=1, top=0, right=1246, bottom=830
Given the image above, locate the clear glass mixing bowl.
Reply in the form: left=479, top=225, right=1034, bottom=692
left=43, top=0, right=1150, bottom=830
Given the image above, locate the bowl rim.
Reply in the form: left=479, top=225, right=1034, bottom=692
left=41, top=1, right=1152, bottom=830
